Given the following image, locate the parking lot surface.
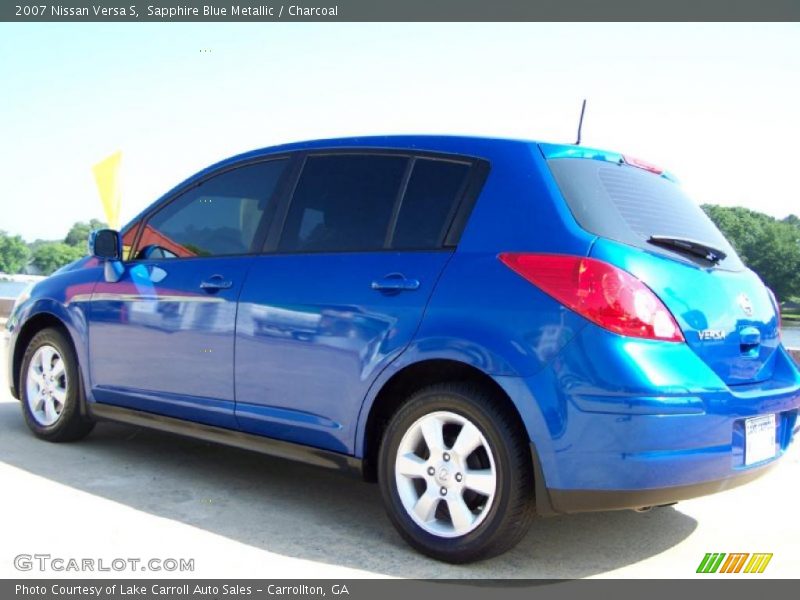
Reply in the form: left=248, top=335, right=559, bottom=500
left=1, top=339, right=798, bottom=579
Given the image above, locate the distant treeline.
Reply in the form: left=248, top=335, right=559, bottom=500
left=702, top=205, right=800, bottom=302
left=0, top=219, right=106, bottom=276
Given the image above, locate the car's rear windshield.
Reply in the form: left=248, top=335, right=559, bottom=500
left=547, top=158, right=743, bottom=270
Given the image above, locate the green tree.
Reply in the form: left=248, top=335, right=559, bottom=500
left=0, top=231, right=31, bottom=274
left=31, top=242, right=85, bottom=275
left=745, top=221, right=800, bottom=300
left=64, top=219, right=107, bottom=247
left=703, top=205, right=800, bottom=300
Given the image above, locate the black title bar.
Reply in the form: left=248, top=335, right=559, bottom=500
left=3, top=0, right=800, bottom=22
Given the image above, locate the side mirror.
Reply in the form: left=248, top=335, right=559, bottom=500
left=88, top=229, right=121, bottom=260
left=88, top=229, right=124, bottom=283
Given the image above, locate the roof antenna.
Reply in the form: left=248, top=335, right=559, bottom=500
left=575, top=99, right=587, bottom=145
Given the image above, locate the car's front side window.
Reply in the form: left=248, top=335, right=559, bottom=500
left=135, top=159, right=288, bottom=259
left=120, top=223, right=140, bottom=260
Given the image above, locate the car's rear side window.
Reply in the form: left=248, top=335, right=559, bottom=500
left=548, top=158, right=743, bottom=269
left=391, top=159, right=471, bottom=250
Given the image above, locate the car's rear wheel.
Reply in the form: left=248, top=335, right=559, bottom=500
left=20, top=328, right=94, bottom=442
left=378, top=382, right=535, bottom=563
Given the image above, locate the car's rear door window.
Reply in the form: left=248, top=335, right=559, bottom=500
left=278, top=154, right=408, bottom=253
left=277, top=153, right=480, bottom=254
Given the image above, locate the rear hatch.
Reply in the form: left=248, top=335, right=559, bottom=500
left=542, top=145, right=780, bottom=386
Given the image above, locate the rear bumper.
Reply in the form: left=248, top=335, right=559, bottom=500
left=495, top=328, right=800, bottom=513
left=501, top=373, right=799, bottom=495
left=545, top=458, right=777, bottom=513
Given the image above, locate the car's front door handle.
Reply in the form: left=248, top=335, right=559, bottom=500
left=200, top=275, right=233, bottom=291
left=371, top=274, right=420, bottom=292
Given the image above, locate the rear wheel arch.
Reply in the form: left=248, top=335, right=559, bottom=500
left=360, top=358, right=531, bottom=483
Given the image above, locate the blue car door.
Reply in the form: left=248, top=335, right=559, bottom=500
left=88, top=159, right=289, bottom=428
left=234, top=152, right=483, bottom=453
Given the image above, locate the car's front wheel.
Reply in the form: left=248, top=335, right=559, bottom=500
left=378, top=383, right=535, bottom=563
left=20, top=327, right=95, bottom=442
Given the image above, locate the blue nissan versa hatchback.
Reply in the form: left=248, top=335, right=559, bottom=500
left=5, top=136, right=800, bottom=562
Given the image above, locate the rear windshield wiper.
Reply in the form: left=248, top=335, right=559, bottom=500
left=648, top=235, right=727, bottom=264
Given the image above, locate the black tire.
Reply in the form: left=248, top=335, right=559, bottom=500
left=378, top=382, right=535, bottom=563
left=19, top=327, right=95, bottom=442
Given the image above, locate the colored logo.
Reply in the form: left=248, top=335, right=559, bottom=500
left=696, top=553, right=772, bottom=574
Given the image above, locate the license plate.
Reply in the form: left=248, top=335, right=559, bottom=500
left=744, top=414, right=776, bottom=466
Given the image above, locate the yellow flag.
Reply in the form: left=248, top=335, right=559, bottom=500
left=92, top=151, right=122, bottom=229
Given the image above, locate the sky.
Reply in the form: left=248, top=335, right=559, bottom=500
left=0, top=22, right=799, bottom=241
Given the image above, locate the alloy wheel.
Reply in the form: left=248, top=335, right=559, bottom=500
left=394, top=410, right=497, bottom=538
left=25, top=344, right=68, bottom=427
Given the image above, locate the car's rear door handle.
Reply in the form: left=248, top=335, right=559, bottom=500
left=200, top=275, right=233, bottom=291
left=371, top=274, right=420, bottom=292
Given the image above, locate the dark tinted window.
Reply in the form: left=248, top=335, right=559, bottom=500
left=391, top=159, right=470, bottom=249
left=137, top=160, right=287, bottom=259
left=548, top=158, right=743, bottom=269
left=279, top=155, right=407, bottom=253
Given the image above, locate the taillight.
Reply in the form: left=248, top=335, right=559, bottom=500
left=499, top=253, right=684, bottom=342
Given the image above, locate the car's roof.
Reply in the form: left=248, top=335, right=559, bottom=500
left=207, top=135, right=635, bottom=175
left=209, top=134, right=537, bottom=167
left=250, top=133, right=536, bottom=151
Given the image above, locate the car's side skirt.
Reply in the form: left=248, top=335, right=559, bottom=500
left=89, top=402, right=364, bottom=478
